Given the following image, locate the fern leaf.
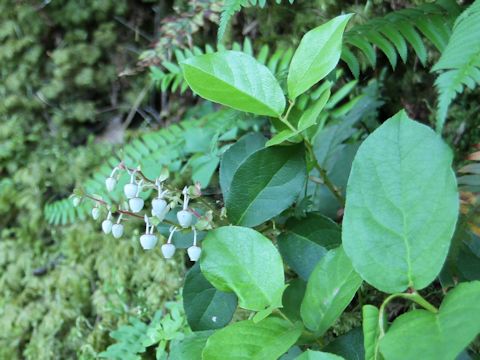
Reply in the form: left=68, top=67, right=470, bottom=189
left=433, top=0, right=480, bottom=132
left=217, top=0, right=296, bottom=42
left=343, top=0, right=460, bottom=75
left=218, top=0, right=249, bottom=42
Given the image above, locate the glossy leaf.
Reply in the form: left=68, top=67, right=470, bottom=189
left=226, top=144, right=307, bottom=227
left=301, top=246, right=362, bottom=334
left=200, top=226, right=285, bottom=311
left=288, top=14, right=353, bottom=99
left=362, top=305, right=381, bottom=360
left=295, top=350, right=345, bottom=360
left=379, top=281, right=480, bottom=360
left=343, top=110, right=459, bottom=293
left=220, top=133, right=267, bottom=201
left=182, top=51, right=286, bottom=116
left=183, top=263, right=237, bottom=331
left=202, top=317, right=303, bottom=360
left=169, top=331, right=212, bottom=360
left=278, top=213, right=341, bottom=280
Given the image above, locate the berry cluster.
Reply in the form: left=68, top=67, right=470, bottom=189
left=76, top=163, right=211, bottom=262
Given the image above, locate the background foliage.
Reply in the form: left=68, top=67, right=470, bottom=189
left=1, top=0, right=480, bottom=359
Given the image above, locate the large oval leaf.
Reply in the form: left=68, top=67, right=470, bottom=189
left=226, top=144, right=307, bottom=227
left=200, top=226, right=285, bottom=311
left=342, top=110, right=459, bottom=293
left=379, top=281, right=480, bottom=360
left=220, top=132, right=267, bottom=201
left=183, top=263, right=237, bottom=331
left=288, top=14, right=353, bottom=99
left=301, top=246, right=362, bottom=334
left=278, top=213, right=341, bottom=280
left=182, top=51, right=286, bottom=117
left=202, top=317, right=303, bottom=360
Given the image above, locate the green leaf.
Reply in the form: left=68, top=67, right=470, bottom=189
left=220, top=132, right=267, bottom=201
left=182, top=51, right=285, bottom=116
left=183, top=263, right=237, bottom=331
left=190, top=153, right=219, bottom=188
left=226, top=144, right=307, bottom=227
left=379, top=281, right=480, bottom=360
left=281, top=347, right=303, bottom=360
left=362, top=305, right=381, bottom=360
left=202, top=317, right=303, bottom=360
left=266, top=129, right=302, bottom=147
left=288, top=14, right=353, bottom=99
left=324, top=327, right=365, bottom=360
left=297, top=88, right=331, bottom=131
left=342, top=110, right=459, bottom=293
left=282, top=279, right=307, bottom=322
left=169, top=331, right=212, bottom=360
left=300, top=246, right=362, bottom=334
left=295, top=350, right=345, bottom=359
left=200, top=226, right=285, bottom=311
left=278, top=213, right=341, bottom=280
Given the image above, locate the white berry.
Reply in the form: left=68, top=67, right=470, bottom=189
left=177, top=210, right=193, bottom=228
left=161, top=243, right=176, bottom=259
left=152, top=198, right=167, bottom=215
left=105, top=177, right=117, bottom=192
left=102, top=219, right=112, bottom=234
left=129, top=197, right=144, bottom=213
left=124, top=183, right=138, bottom=199
left=187, top=245, right=202, bottom=262
left=112, top=224, right=124, bottom=238
left=91, top=207, right=100, bottom=220
left=140, top=234, right=158, bottom=250
left=72, top=197, right=80, bottom=207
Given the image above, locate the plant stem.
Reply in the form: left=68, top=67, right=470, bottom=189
left=83, top=193, right=180, bottom=227
left=274, top=309, right=292, bottom=324
left=279, top=100, right=297, bottom=132
left=304, top=140, right=345, bottom=206
left=378, top=291, right=438, bottom=337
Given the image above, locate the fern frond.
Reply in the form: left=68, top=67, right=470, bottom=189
left=149, top=37, right=294, bottom=94
left=218, top=0, right=248, bottom=42
left=218, top=0, right=295, bottom=41
left=44, top=108, right=248, bottom=225
left=432, top=0, right=480, bottom=132
left=44, top=198, right=90, bottom=226
left=342, top=0, right=460, bottom=78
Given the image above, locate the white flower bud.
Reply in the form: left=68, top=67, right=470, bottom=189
left=140, top=234, right=158, bottom=250
left=124, top=183, right=138, bottom=199
left=105, top=177, right=117, bottom=192
left=91, top=207, right=100, bottom=220
left=161, top=243, right=176, bottom=259
left=187, top=245, right=202, bottom=262
left=129, top=197, right=144, bottom=213
left=177, top=210, right=193, bottom=228
left=152, top=198, right=167, bottom=215
left=72, top=197, right=80, bottom=207
left=102, top=219, right=112, bottom=234
left=112, top=224, right=124, bottom=238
